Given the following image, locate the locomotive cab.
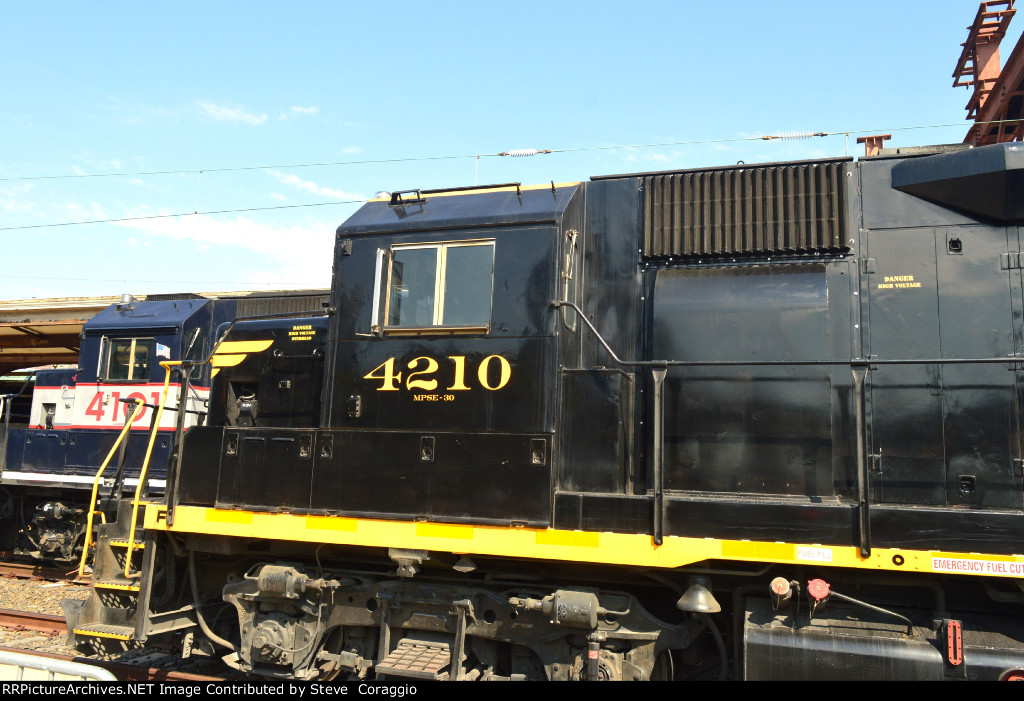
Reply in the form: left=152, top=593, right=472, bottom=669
left=0, top=296, right=232, bottom=560
left=323, top=184, right=588, bottom=525
left=55, top=297, right=226, bottom=487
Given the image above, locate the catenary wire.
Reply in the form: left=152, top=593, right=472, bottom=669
left=0, top=118, right=1009, bottom=236
left=0, top=200, right=366, bottom=232
left=0, top=118, right=1005, bottom=287
left=0, top=273, right=319, bottom=286
left=0, top=119, right=1002, bottom=183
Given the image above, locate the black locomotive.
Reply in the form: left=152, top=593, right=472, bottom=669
left=66, top=142, right=1024, bottom=681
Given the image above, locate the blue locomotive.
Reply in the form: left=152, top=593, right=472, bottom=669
left=0, top=293, right=326, bottom=561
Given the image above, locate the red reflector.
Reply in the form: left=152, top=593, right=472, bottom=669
left=946, top=620, right=963, bottom=666
left=1000, top=669, right=1024, bottom=681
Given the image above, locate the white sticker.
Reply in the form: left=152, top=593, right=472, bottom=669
left=797, top=546, right=833, bottom=562
left=932, top=557, right=1024, bottom=576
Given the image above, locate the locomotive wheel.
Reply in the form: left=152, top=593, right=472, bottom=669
left=651, top=650, right=675, bottom=681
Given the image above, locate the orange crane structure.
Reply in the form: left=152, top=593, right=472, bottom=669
left=956, top=1, right=1023, bottom=144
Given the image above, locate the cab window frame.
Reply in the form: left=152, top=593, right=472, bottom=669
left=382, top=239, right=495, bottom=336
left=100, top=336, right=157, bottom=382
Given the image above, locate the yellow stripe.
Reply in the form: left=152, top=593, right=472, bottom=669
left=205, top=509, right=253, bottom=524
left=416, top=523, right=474, bottom=540
left=306, top=515, right=358, bottom=532
left=145, top=505, right=1024, bottom=578
left=216, top=340, right=274, bottom=354
left=722, top=541, right=795, bottom=560
left=535, top=529, right=600, bottom=548
left=211, top=354, right=246, bottom=368
left=370, top=182, right=581, bottom=202
left=932, top=550, right=1015, bottom=561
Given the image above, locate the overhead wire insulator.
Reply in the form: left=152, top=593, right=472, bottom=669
left=762, top=131, right=829, bottom=141
left=498, top=149, right=553, bottom=157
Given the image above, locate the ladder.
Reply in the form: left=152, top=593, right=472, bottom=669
left=64, top=499, right=156, bottom=654
left=66, top=361, right=194, bottom=655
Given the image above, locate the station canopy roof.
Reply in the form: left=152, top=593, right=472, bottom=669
left=0, top=290, right=328, bottom=379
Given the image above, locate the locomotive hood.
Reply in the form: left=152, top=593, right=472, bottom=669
left=337, top=182, right=582, bottom=236
left=891, top=141, right=1024, bottom=222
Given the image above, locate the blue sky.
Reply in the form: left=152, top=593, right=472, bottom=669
left=1, top=1, right=1016, bottom=300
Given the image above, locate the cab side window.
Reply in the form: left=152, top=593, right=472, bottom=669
left=102, top=337, right=156, bottom=381
left=385, top=241, right=495, bottom=332
left=183, top=328, right=207, bottom=365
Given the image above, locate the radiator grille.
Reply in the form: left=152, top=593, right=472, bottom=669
left=642, top=160, right=848, bottom=259
left=236, top=293, right=329, bottom=317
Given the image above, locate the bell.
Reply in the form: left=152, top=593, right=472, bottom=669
left=675, top=575, right=721, bottom=613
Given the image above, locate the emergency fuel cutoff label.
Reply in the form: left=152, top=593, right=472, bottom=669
left=932, top=556, right=1024, bottom=576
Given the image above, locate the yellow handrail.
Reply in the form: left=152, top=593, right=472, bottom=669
left=123, top=361, right=181, bottom=578
left=77, top=398, right=145, bottom=580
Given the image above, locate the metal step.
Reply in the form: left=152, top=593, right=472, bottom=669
left=376, top=639, right=451, bottom=681
left=93, top=580, right=140, bottom=592
left=71, top=499, right=160, bottom=653
left=72, top=623, right=134, bottom=641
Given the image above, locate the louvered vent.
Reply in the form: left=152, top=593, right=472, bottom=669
left=642, top=160, right=849, bottom=259
left=236, top=294, right=329, bottom=317
left=142, top=293, right=205, bottom=301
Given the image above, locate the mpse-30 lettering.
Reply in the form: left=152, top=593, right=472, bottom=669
left=364, top=354, right=512, bottom=392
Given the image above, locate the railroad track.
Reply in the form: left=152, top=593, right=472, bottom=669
left=0, top=645, right=225, bottom=682
left=0, top=609, right=65, bottom=636
left=0, top=560, right=90, bottom=584
left=0, top=609, right=224, bottom=681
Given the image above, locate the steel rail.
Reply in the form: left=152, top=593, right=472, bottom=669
left=0, top=609, right=65, bottom=635
left=0, top=560, right=90, bottom=584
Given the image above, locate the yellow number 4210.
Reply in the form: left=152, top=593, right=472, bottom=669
left=363, top=355, right=511, bottom=392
